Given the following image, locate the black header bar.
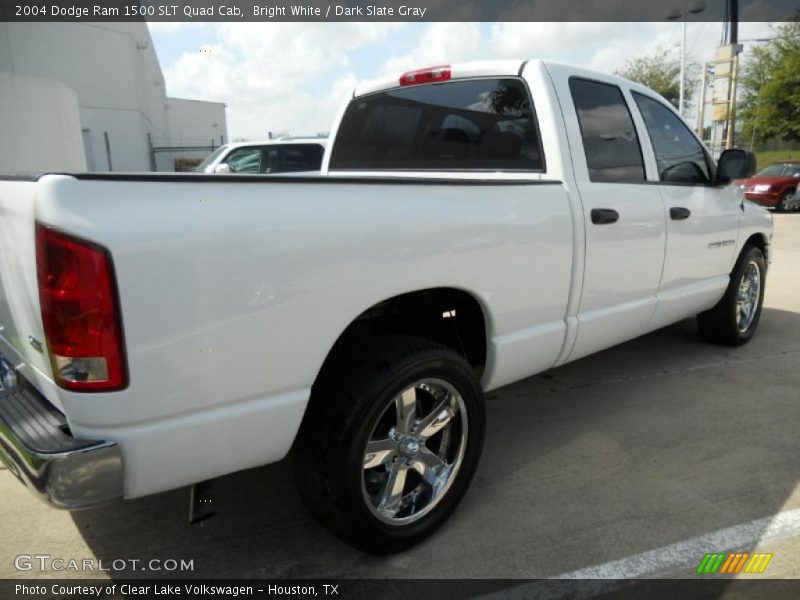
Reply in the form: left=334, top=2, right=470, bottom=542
left=2, top=0, right=798, bottom=22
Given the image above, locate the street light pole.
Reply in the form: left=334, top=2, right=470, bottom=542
left=679, top=13, right=687, bottom=114
left=667, top=1, right=705, bottom=116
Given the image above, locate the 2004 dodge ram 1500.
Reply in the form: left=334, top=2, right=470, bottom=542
left=0, top=60, right=772, bottom=553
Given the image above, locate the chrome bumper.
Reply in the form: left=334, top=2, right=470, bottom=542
left=0, top=374, right=122, bottom=510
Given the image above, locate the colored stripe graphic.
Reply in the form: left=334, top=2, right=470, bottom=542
left=719, top=553, right=736, bottom=573
left=696, top=553, right=726, bottom=573
left=744, top=553, right=773, bottom=573
left=697, top=552, right=773, bottom=574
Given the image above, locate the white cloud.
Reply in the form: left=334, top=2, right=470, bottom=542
left=162, top=23, right=403, bottom=139
left=380, top=22, right=484, bottom=75
left=158, top=21, right=779, bottom=140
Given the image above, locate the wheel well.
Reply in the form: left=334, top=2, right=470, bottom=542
left=744, top=233, right=768, bottom=261
left=325, top=288, right=488, bottom=376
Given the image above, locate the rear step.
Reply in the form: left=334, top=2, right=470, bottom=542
left=0, top=374, right=122, bottom=508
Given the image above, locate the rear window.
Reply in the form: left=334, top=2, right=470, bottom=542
left=279, top=144, right=325, bottom=172
left=329, top=78, right=544, bottom=171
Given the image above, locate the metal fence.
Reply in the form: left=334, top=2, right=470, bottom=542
left=147, top=133, right=224, bottom=172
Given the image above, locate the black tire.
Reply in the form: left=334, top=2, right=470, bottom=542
left=697, top=245, right=766, bottom=346
left=292, top=335, right=485, bottom=553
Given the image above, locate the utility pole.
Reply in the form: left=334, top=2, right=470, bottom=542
left=726, top=0, right=739, bottom=148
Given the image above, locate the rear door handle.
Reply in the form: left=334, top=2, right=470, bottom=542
left=591, top=208, right=619, bottom=225
left=670, top=207, right=691, bottom=220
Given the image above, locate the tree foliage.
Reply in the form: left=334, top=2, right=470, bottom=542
left=738, top=21, right=800, bottom=145
left=616, top=45, right=699, bottom=114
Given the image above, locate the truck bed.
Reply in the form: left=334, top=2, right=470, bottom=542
left=0, top=171, right=574, bottom=497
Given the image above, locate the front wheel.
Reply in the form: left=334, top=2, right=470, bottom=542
left=293, top=336, right=485, bottom=553
left=697, top=245, right=766, bottom=345
left=778, top=190, right=797, bottom=212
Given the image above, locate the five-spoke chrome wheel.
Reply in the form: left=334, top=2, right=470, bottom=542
left=736, top=259, right=761, bottom=333
left=362, top=378, right=467, bottom=525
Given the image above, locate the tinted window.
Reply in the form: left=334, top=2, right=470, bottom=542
left=329, top=78, right=544, bottom=171
left=758, top=163, right=800, bottom=177
left=633, top=93, right=711, bottom=184
left=277, top=144, right=325, bottom=173
left=569, top=78, right=645, bottom=183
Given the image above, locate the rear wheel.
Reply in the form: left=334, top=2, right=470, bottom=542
left=293, top=336, right=485, bottom=553
left=697, top=245, right=766, bottom=345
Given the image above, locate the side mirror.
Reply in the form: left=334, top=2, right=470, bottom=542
left=213, top=163, right=231, bottom=174
left=717, top=148, right=756, bottom=183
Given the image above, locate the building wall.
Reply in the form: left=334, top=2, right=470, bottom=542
left=0, top=22, right=227, bottom=173
left=167, top=97, right=228, bottom=148
left=0, top=73, right=86, bottom=174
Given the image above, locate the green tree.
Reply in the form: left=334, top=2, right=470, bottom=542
left=738, top=21, right=800, bottom=146
left=616, top=45, right=699, bottom=115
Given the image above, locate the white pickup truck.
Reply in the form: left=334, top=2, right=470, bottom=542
left=0, top=60, right=772, bottom=553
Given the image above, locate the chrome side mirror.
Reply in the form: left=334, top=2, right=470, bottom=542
left=214, top=163, right=231, bottom=174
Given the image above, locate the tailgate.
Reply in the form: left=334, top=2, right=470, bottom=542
left=0, top=180, right=58, bottom=404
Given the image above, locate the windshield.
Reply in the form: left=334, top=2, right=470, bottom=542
left=757, top=163, right=800, bottom=177
left=196, top=145, right=229, bottom=172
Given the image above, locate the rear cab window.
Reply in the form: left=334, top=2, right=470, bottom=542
left=329, top=78, right=544, bottom=172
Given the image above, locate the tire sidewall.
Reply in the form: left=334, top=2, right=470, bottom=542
left=340, top=352, right=485, bottom=550
left=730, top=246, right=766, bottom=342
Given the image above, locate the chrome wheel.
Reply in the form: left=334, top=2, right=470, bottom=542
left=736, top=260, right=761, bottom=333
left=362, top=378, right=468, bottom=525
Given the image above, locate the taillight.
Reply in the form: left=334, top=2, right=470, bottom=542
left=36, top=224, right=127, bottom=391
left=399, top=65, right=451, bottom=87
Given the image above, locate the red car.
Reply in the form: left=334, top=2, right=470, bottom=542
left=735, top=160, right=800, bottom=211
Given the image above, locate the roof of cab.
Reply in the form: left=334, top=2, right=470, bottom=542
left=353, top=59, right=530, bottom=97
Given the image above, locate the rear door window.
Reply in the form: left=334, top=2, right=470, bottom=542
left=329, top=78, right=544, bottom=171
left=569, top=78, right=645, bottom=183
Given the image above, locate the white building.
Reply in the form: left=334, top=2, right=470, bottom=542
left=0, top=22, right=227, bottom=173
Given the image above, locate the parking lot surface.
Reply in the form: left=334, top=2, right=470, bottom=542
left=2, top=215, right=799, bottom=581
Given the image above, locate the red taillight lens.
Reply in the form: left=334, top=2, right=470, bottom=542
left=399, top=65, right=451, bottom=87
left=36, top=224, right=127, bottom=391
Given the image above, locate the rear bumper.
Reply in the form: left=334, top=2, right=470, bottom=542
left=0, top=375, right=122, bottom=510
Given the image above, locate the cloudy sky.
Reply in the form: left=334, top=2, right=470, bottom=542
left=149, top=21, right=774, bottom=141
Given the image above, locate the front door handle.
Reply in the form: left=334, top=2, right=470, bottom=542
left=670, top=207, right=691, bottom=220
left=591, top=208, right=619, bottom=225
